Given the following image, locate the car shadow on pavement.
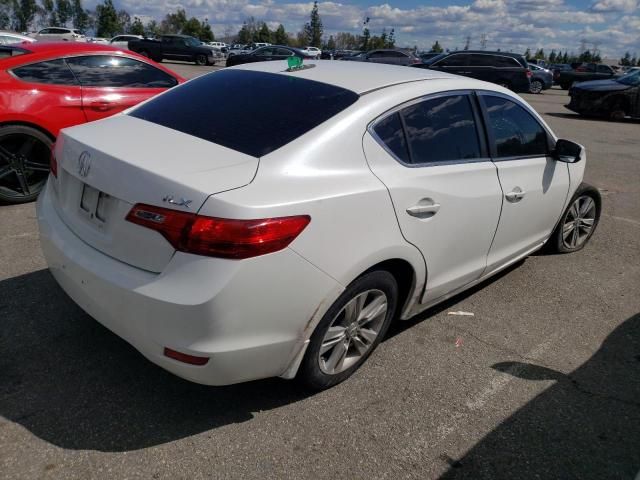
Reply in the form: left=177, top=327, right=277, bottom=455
left=439, top=312, right=640, bottom=480
left=0, top=269, right=309, bottom=452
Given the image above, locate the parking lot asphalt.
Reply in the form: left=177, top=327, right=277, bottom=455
left=1, top=67, right=639, bottom=479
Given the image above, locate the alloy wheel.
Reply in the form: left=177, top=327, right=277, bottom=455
left=562, top=195, right=596, bottom=249
left=530, top=80, right=543, bottom=94
left=318, top=289, right=388, bottom=375
left=0, top=132, right=51, bottom=203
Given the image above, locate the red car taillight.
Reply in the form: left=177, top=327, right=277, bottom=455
left=125, top=204, right=310, bottom=259
left=526, top=69, right=533, bottom=78
left=50, top=145, right=57, bottom=177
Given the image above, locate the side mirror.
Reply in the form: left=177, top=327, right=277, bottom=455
left=554, top=139, right=582, bottom=163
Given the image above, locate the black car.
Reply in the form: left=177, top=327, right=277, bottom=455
left=225, top=46, right=309, bottom=67
left=412, top=50, right=531, bottom=93
left=128, top=35, right=215, bottom=65
left=340, top=49, right=420, bottom=66
left=566, top=69, right=640, bottom=120
left=557, top=63, right=616, bottom=90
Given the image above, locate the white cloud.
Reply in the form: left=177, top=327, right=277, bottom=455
left=591, top=0, right=638, bottom=12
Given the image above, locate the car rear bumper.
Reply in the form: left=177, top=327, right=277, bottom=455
left=37, top=181, right=341, bottom=385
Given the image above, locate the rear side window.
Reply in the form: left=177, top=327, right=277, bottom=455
left=400, top=95, right=481, bottom=164
left=129, top=69, right=359, bottom=157
left=372, top=113, right=410, bottom=163
left=436, top=54, right=469, bottom=67
left=12, top=59, right=77, bottom=85
left=483, top=96, right=548, bottom=158
left=65, top=56, right=178, bottom=88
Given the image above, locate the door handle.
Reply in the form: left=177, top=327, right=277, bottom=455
left=505, top=187, right=526, bottom=203
left=406, top=199, right=441, bottom=218
left=89, top=101, right=114, bottom=112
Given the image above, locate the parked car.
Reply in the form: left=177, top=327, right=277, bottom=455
left=110, top=34, right=143, bottom=49
left=528, top=64, right=553, bottom=94
left=549, top=63, right=572, bottom=84
left=557, top=63, right=616, bottom=89
left=32, top=27, right=86, bottom=42
left=225, top=45, right=309, bottom=67
left=88, top=37, right=109, bottom=44
left=0, top=31, right=36, bottom=45
left=341, top=48, right=420, bottom=66
left=37, top=61, right=599, bottom=390
left=227, top=44, right=253, bottom=58
left=207, top=41, right=227, bottom=49
left=412, top=50, right=531, bottom=93
left=301, top=46, right=321, bottom=58
left=128, top=34, right=216, bottom=65
left=0, top=42, right=184, bottom=204
left=566, top=68, right=640, bottom=120
left=419, top=52, right=441, bottom=62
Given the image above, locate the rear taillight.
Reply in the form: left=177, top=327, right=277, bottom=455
left=50, top=145, right=57, bottom=177
left=164, top=347, right=209, bottom=365
left=526, top=69, right=533, bottom=78
left=126, top=204, right=310, bottom=259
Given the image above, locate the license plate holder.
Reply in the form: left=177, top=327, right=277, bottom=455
left=79, top=183, right=109, bottom=228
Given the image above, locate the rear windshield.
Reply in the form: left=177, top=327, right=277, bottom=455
left=129, top=69, right=359, bottom=157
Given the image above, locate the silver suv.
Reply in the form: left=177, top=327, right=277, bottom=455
left=33, top=27, right=86, bottom=42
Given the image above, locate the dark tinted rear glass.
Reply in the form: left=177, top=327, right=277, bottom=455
left=66, top=55, right=177, bottom=88
left=12, top=58, right=77, bottom=85
left=373, top=112, right=409, bottom=163
left=129, top=69, right=359, bottom=157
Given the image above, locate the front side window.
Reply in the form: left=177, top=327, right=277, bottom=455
left=255, top=48, right=275, bottom=56
left=65, top=55, right=178, bottom=88
left=400, top=95, right=481, bottom=164
left=437, top=54, right=469, bottom=67
left=483, top=96, right=548, bottom=158
left=597, top=65, right=612, bottom=74
left=12, top=59, right=77, bottom=85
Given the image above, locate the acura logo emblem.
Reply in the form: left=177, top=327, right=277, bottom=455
left=77, top=151, right=91, bottom=178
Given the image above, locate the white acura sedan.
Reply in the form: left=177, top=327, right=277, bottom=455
left=38, top=61, right=601, bottom=390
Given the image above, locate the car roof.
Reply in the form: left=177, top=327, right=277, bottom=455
left=447, top=50, right=525, bottom=58
left=231, top=59, right=459, bottom=94
left=8, top=41, right=129, bottom=55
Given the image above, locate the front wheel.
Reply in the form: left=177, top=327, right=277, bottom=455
left=547, top=183, right=601, bottom=253
left=297, top=271, right=398, bottom=391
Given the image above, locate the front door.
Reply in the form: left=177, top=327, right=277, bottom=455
left=479, top=93, right=570, bottom=273
left=363, top=92, right=503, bottom=303
left=65, top=55, right=176, bottom=122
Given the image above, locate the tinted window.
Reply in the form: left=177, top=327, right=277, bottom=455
left=484, top=96, right=548, bottom=158
left=597, top=65, right=611, bottom=73
left=129, top=69, right=359, bottom=157
left=275, top=48, right=293, bottom=56
left=255, top=48, right=275, bottom=56
left=12, top=59, right=77, bottom=85
left=373, top=112, right=409, bottom=163
left=65, top=56, right=178, bottom=88
left=401, top=95, right=481, bottom=164
left=493, top=56, right=521, bottom=68
left=437, top=54, right=469, bottom=67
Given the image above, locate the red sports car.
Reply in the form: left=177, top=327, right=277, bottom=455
left=0, top=42, right=185, bottom=204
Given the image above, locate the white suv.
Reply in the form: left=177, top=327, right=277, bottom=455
left=302, top=46, right=321, bottom=58
left=33, top=27, right=86, bottom=42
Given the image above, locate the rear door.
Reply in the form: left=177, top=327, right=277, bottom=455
left=252, top=47, right=276, bottom=62
left=429, top=53, right=470, bottom=77
left=479, top=93, right=570, bottom=272
left=363, top=92, right=503, bottom=303
left=65, top=55, right=178, bottom=122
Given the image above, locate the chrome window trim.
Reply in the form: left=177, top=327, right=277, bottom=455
left=367, top=89, right=490, bottom=168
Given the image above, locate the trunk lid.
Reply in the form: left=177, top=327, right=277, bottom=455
left=51, top=115, right=259, bottom=273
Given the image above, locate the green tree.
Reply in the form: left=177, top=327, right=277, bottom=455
left=200, top=19, right=214, bottom=41
left=326, top=35, right=335, bottom=50
left=117, top=9, right=130, bottom=33
left=55, top=0, right=71, bottom=26
left=146, top=19, right=159, bottom=36
left=12, top=0, right=37, bottom=31
left=361, top=17, right=370, bottom=50
left=182, top=17, right=201, bottom=37
left=0, top=0, right=11, bottom=29
left=130, top=16, right=144, bottom=35
left=621, top=51, right=631, bottom=66
left=40, top=0, right=56, bottom=26
left=524, top=48, right=531, bottom=60
left=274, top=24, right=287, bottom=45
left=161, top=8, right=187, bottom=34
left=257, top=21, right=270, bottom=42
left=94, top=0, right=118, bottom=37
left=430, top=40, right=443, bottom=53
left=548, top=50, right=556, bottom=63
left=237, top=21, right=251, bottom=43
left=71, top=0, right=89, bottom=31
left=632, top=56, right=638, bottom=67
left=303, top=0, right=323, bottom=47
left=535, top=48, right=545, bottom=60
left=386, top=28, right=395, bottom=48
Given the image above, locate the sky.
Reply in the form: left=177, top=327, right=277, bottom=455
left=94, top=0, right=639, bottom=57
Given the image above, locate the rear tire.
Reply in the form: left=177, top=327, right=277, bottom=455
left=546, top=183, right=601, bottom=254
left=0, top=125, right=53, bottom=204
left=529, top=80, right=543, bottom=94
left=195, top=54, right=207, bottom=66
left=297, top=271, right=398, bottom=391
